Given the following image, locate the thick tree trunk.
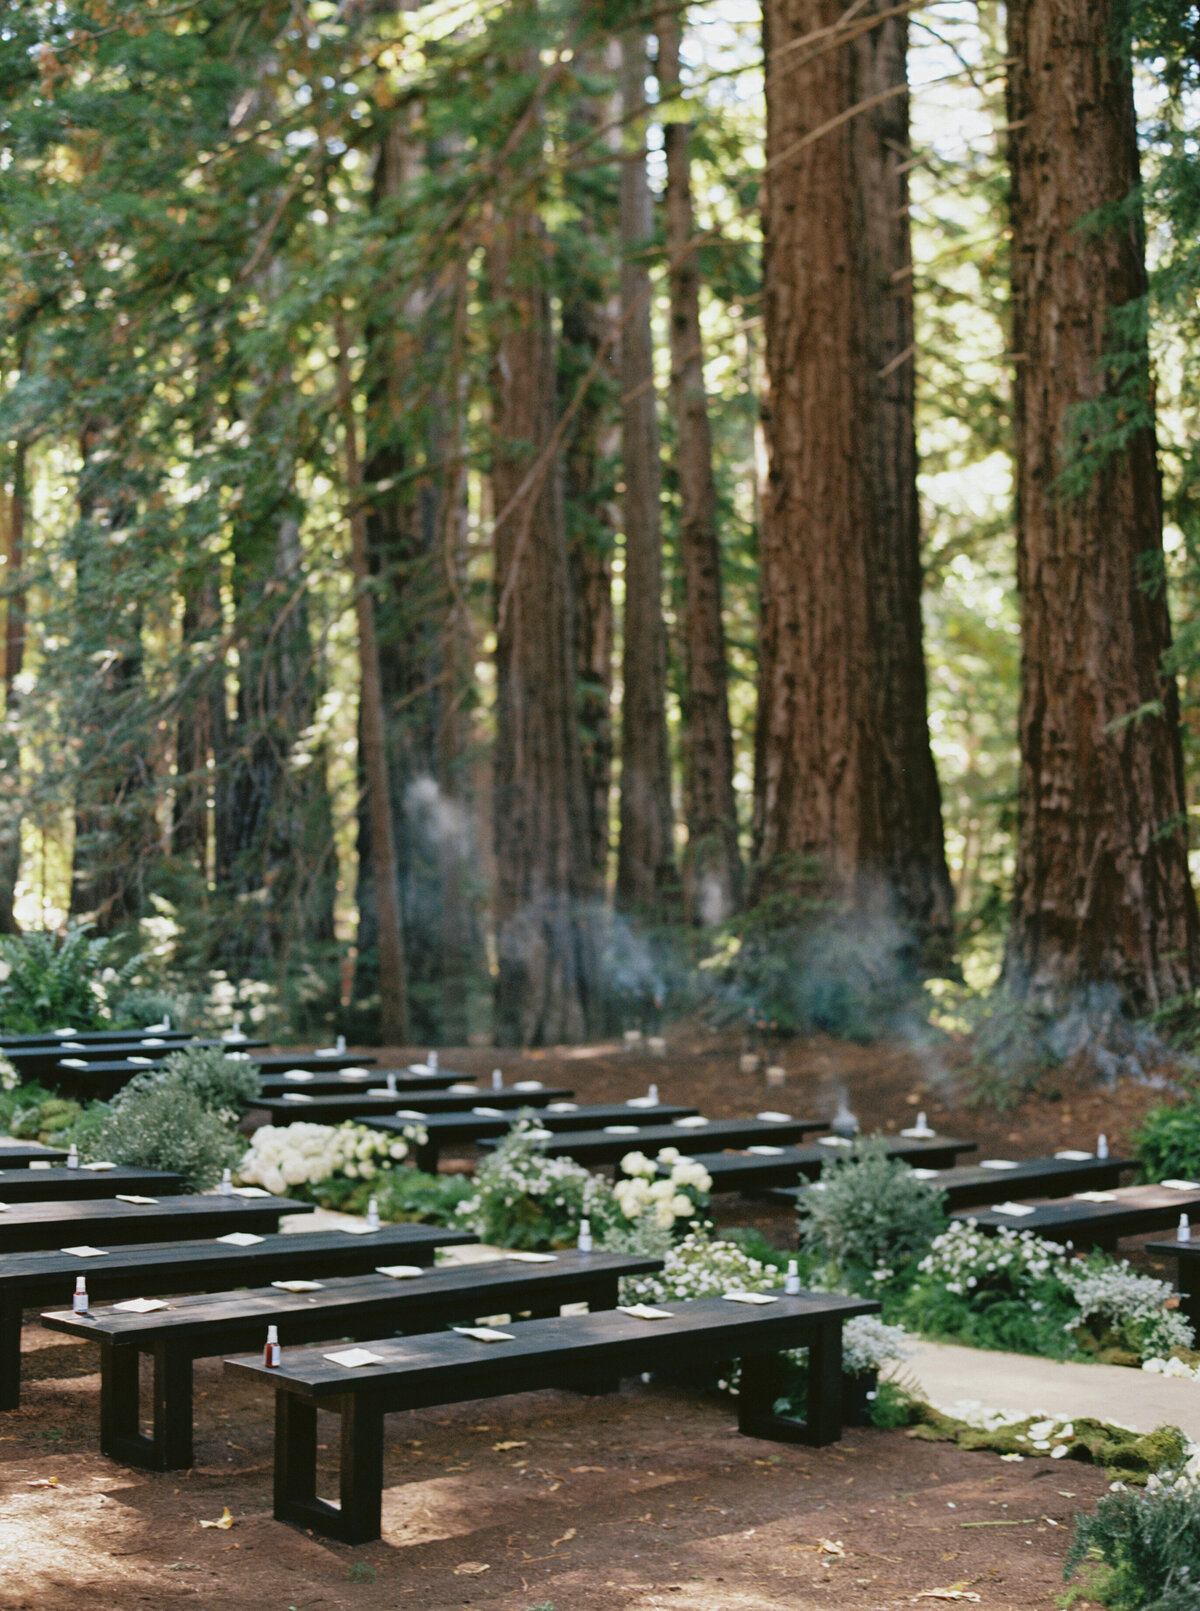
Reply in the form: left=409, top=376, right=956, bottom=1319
left=614, top=31, right=677, bottom=917
left=0, top=440, right=26, bottom=932
left=1004, top=0, right=1199, bottom=1013
left=754, top=0, right=954, bottom=965
left=656, top=4, right=742, bottom=926
left=489, top=76, right=598, bottom=1043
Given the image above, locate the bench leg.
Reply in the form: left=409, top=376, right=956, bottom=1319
left=99, top=1343, right=150, bottom=1465
left=274, top=1393, right=384, bottom=1546
left=0, top=1300, right=21, bottom=1411
left=413, top=1140, right=438, bottom=1173
left=1178, top=1265, right=1200, bottom=1333
left=737, top=1322, right=844, bottom=1447
left=151, top=1344, right=195, bottom=1470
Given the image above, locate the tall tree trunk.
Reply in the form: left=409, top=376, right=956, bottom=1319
left=655, top=3, right=742, bottom=925
left=490, top=43, right=597, bottom=1044
left=561, top=46, right=620, bottom=890
left=614, top=30, right=677, bottom=916
left=0, top=438, right=26, bottom=932
left=173, top=568, right=225, bottom=882
left=1003, top=0, right=1199, bottom=1012
left=754, top=0, right=954, bottom=966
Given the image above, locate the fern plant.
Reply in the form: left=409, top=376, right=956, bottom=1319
left=0, top=926, right=143, bottom=1034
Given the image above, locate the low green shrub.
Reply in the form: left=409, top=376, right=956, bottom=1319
left=797, top=1137, right=947, bottom=1295
left=123, top=1045, right=261, bottom=1115
left=1065, top=1451, right=1200, bottom=1609
left=86, top=1083, right=240, bottom=1190
left=1063, top=1255, right=1195, bottom=1364
left=0, top=924, right=143, bottom=1033
left=309, top=1168, right=473, bottom=1224
left=1133, top=1096, right=1200, bottom=1185
left=455, top=1117, right=614, bottom=1250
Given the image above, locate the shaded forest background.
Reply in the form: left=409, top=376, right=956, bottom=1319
left=2, top=0, right=1200, bottom=1054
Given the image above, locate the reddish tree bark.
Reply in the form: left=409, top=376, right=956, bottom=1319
left=754, top=0, right=954, bottom=964
left=1004, top=0, right=1199, bottom=1012
left=614, top=30, right=677, bottom=917
left=656, top=4, right=742, bottom=925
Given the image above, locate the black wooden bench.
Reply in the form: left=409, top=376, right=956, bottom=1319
left=1, top=1029, right=193, bottom=1048
left=1144, top=1234, right=1200, bottom=1329
left=43, top=1250, right=661, bottom=1470
left=257, top=1085, right=574, bottom=1127
left=247, top=1052, right=378, bottom=1075
left=256, top=1068, right=460, bottom=1099
left=685, top=1132, right=978, bottom=1194
left=0, top=1222, right=474, bottom=1409
left=769, top=1150, right=1134, bottom=1212
left=953, top=1183, right=1200, bottom=1249
left=226, top=1288, right=879, bottom=1544
left=0, top=1165, right=184, bottom=1202
left=373, top=1102, right=700, bottom=1173
left=0, top=1140, right=68, bottom=1168
left=487, top=1115, right=825, bottom=1171
left=0, top=1191, right=312, bottom=1256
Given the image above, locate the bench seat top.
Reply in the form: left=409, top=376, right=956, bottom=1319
left=769, top=1151, right=1133, bottom=1210
left=953, top=1182, right=1200, bottom=1243
left=226, top=1289, right=880, bottom=1402
left=1145, top=1234, right=1200, bottom=1263
left=257, top=1087, right=574, bottom=1124
left=489, top=1115, right=824, bottom=1165
left=0, top=1222, right=475, bottom=1304
left=42, top=1250, right=662, bottom=1345
left=0, top=1140, right=69, bottom=1168
left=0, top=1191, right=311, bottom=1254
left=256, top=1069, right=461, bottom=1098
left=371, top=1101, right=697, bottom=1139
left=689, top=1132, right=977, bottom=1191
left=0, top=1166, right=184, bottom=1202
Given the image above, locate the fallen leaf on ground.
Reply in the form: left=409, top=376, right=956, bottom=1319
left=570, top=1465, right=606, bottom=1473
left=913, top=1588, right=981, bottom=1603
left=199, top=1508, right=234, bottom=1530
left=819, top=1539, right=845, bottom=1557
left=492, top=1440, right=527, bottom=1451
left=27, top=1477, right=58, bottom=1488
left=550, top=1528, right=576, bottom=1548
left=454, top=1562, right=490, bottom=1576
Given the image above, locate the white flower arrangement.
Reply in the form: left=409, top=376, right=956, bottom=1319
left=615, top=1148, right=712, bottom=1230
left=841, top=1314, right=914, bottom=1377
left=0, top=1056, right=16, bottom=1093
left=455, top=1115, right=614, bottom=1249
left=916, top=1219, right=1069, bottom=1296
left=620, top=1230, right=774, bottom=1305
left=237, top=1120, right=420, bottom=1196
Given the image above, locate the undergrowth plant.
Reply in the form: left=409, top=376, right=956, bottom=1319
left=87, top=1082, right=241, bottom=1190
left=455, top=1116, right=614, bottom=1250
left=798, top=1137, right=947, bottom=1294
left=0, top=925, right=143, bottom=1033
left=122, top=1045, right=262, bottom=1116
left=1133, top=1096, right=1200, bottom=1185
left=1065, top=1449, right=1200, bottom=1610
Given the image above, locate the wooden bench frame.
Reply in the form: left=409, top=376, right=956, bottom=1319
left=43, top=1251, right=660, bottom=1471
left=1143, top=1237, right=1200, bottom=1329
left=226, top=1291, right=878, bottom=1544
left=374, top=1103, right=699, bottom=1173
left=0, top=1192, right=311, bottom=1257
left=0, top=1166, right=184, bottom=1203
left=256, top=1085, right=574, bottom=1128
left=479, top=1117, right=826, bottom=1173
left=0, top=1223, right=474, bottom=1410
left=952, top=1184, right=1200, bottom=1249
left=767, top=1152, right=1132, bottom=1212
left=679, top=1134, right=977, bottom=1194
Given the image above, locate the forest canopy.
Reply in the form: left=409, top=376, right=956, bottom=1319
left=2, top=0, right=1199, bottom=1049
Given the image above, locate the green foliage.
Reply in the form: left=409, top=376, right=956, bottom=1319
left=455, top=1117, right=615, bottom=1251
left=0, top=926, right=142, bottom=1034
left=1065, top=1455, right=1200, bottom=1610
left=797, top=1138, right=947, bottom=1294
left=1133, top=1096, right=1200, bottom=1183
left=898, top=1220, right=1081, bottom=1358
left=86, top=1083, right=241, bottom=1191
left=122, top=1045, right=262, bottom=1115
left=307, top=1168, right=472, bottom=1225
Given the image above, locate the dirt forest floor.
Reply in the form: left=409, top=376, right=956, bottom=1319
left=0, top=1025, right=1184, bottom=1611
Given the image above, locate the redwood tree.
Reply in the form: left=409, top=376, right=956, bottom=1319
left=1004, top=0, right=1199, bottom=1012
left=754, top=0, right=954, bottom=963
left=656, top=3, right=742, bottom=925
left=489, top=41, right=598, bottom=1043
left=614, top=30, right=677, bottom=917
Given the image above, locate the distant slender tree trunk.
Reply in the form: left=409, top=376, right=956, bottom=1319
left=561, top=46, right=620, bottom=889
left=615, top=30, right=677, bottom=917
left=173, top=569, right=224, bottom=881
left=490, top=40, right=597, bottom=1043
left=655, top=4, right=742, bottom=925
left=754, top=0, right=954, bottom=966
left=0, top=438, right=26, bottom=932
left=1004, top=0, right=1199, bottom=1012
left=337, top=314, right=410, bottom=1047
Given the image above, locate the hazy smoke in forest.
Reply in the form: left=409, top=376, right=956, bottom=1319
left=830, top=1091, right=860, bottom=1137
left=698, top=871, right=733, bottom=928
left=595, top=907, right=665, bottom=1008
left=405, top=775, right=471, bottom=857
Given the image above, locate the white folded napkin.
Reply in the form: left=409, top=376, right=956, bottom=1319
left=722, top=1290, right=778, bottom=1305
left=901, top=1126, right=935, bottom=1139
left=453, top=1326, right=515, bottom=1343
left=506, top=1251, right=557, bottom=1263
left=340, top=1068, right=372, bottom=1078
left=283, top=1071, right=315, bottom=1083
left=115, top=1194, right=158, bottom=1205
left=1073, top=1191, right=1117, bottom=1203
left=1055, top=1150, right=1093, bottom=1161
left=1160, top=1180, right=1200, bottom=1191
left=338, top=1221, right=380, bottom=1235
left=113, top=1298, right=169, bottom=1313
left=81, top=1161, right=117, bottom=1171
left=756, top=1111, right=792, bottom=1123
left=625, top=1095, right=657, bottom=1108
left=232, top=1186, right=272, bottom=1198
left=910, top=1168, right=939, bottom=1180
left=325, top=1347, right=386, bottom=1367
left=980, top=1159, right=1019, bottom=1170
left=60, top=1059, right=88, bottom=1069
left=673, top=1116, right=710, bottom=1128
left=62, top=1245, right=108, bottom=1257
left=282, top=1093, right=313, bottom=1103
left=127, top=1056, right=154, bottom=1066
left=392, top=1110, right=427, bottom=1120
left=271, top=1280, right=324, bottom=1292
left=449, top=1084, right=478, bottom=1093
left=376, top=1265, right=424, bottom=1279
left=603, top=1125, right=639, bottom=1135
left=217, top=1232, right=264, bottom=1246
left=513, top=1081, right=543, bottom=1092
left=818, top=1135, right=852, bottom=1148
left=546, top=1102, right=578, bottom=1112
left=618, top=1304, right=672, bottom=1320
left=471, top=1107, right=505, bottom=1118
left=746, top=1145, right=785, bottom=1156
left=991, top=1202, right=1036, bottom=1216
